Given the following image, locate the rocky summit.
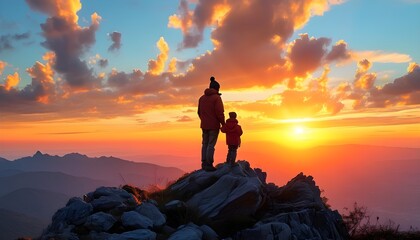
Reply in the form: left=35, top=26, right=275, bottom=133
left=40, top=160, right=349, bottom=240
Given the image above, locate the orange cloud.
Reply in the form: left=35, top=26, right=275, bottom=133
left=408, top=62, right=419, bottom=73
left=170, top=0, right=350, bottom=91
left=148, top=37, right=170, bottom=75
left=26, top=0, right=82, bottom=23
left=26, top=0, right=101, bottom=89
left=0, top=61, right=6, bottom=75
left=352, top=50, right=412, bottom=63
left=26, top=59, right=55, bottom=103
left=168, top=0, right=193, bottom=35
left=168, top=58, right=178, bottom=73
left=4, top=72, right=20, bottom=90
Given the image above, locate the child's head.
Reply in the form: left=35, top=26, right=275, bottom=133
left=229, top=112, right=237, bottom=119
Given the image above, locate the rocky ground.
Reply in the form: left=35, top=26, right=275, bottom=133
left=39, top=160, right=349, bottom=240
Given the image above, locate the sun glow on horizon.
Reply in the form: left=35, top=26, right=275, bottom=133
left=294, top=126, right=305, bottom=135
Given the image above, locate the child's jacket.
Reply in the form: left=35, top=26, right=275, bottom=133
left=221, top=118, right=243, bottom=146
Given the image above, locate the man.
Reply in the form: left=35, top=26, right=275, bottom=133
left=198, top=76, right=225, bottom=171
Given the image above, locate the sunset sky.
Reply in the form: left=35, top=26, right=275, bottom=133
left=0, top=0, right=419, bottom=165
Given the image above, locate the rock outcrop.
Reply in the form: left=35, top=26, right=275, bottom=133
left=40, top=160, right=349, bottom=240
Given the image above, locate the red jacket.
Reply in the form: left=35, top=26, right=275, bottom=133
left=221, top=118, right=243, bottom=146
left=198, top=88, right=225, bottom=130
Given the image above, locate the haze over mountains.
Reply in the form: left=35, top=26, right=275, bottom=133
left=0, top=152, right=185, bottom=239
left=240, top=144, right=420, bottom=231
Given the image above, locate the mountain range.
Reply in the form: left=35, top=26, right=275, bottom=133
left=0, top=152, right=185, bottom=239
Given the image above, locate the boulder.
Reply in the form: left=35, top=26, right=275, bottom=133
left=109, top=229, right=156, bottom=240
left=235, top=222, right=292, bottom=240
left=170, top=161, right=265, bottom=222
left=121, top=211, right=153, bottom=229
left=168, top=223, right=203, bottom=240
left=47, top=197, right=93, bottom=232
left=87, top=187, right=138, bottom=212
left=269, top=173, right=325, bottom=212
left=199, top=224, right=219, bottom=240
left=135, top=202, right=166, bottom=227
left=84, top=212, right=116, bottom=232
left=187, top=174, right=263, bottom=219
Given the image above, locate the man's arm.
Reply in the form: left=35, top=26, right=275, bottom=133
left=197, top=99, right=201, bottom=117
left=215, top=97, right=225, bottom=125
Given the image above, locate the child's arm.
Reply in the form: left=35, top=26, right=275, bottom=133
left=237, top=125, right=243, bottom=136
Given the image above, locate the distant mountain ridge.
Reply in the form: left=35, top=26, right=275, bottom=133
left=3, top=151, right=185, bottom=187
left=0, top=151, right=185, bottom=239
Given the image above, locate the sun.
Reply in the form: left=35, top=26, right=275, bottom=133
left=293, top=126, right=305, bottom=135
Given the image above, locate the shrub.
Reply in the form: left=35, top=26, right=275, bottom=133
left=342, top=202, right=420, bottom=240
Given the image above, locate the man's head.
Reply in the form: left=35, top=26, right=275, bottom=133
left=209, top=76, right=220, bottom=91
left=229, top=112, right=237, bottom=119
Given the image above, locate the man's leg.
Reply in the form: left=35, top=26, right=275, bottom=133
left=205, top=129, right=219, bottom=167
left=201, top=129, right=209, bottom=169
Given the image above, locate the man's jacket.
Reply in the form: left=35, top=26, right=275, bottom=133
left=198, top=88, right=225, bottom=130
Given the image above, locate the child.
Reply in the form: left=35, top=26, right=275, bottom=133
left=221, top=112, right=243, bottom=166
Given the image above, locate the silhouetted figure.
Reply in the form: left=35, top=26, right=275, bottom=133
left=221, top=112, right=243, bottom=166
left=198, top=76, right=225, bottom=171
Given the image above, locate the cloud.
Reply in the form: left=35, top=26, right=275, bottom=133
left=176, top=115, right=193, bottom=122
left=0, top=51, right=56, bottom=115
left=26, top=0, right=101, bottom=89
left=287, top=34, right=331, bottom=77
left=168, top=0, right=226, bottom=49
left=25, top=0, right=82, bottom=23
left=352, top=50, right=412, bottom=63
left=235, top=67, right=344, bottom=118
left=0, top=32, right=31, bottom=52
left=0, top=61, right=6, bottom=75
left=107, top=68, right=171, bottom=96
left=354, top=59, right=376, bottom=90
left=108, top=31, right=122, bottom=51
left=170, top=0, right=347, bottom=90
left=380, top=63, right=420, bottom=95
left=339, top=61, right=420, bottom=108
left=14, top=32, right=31, bottom=40
left=24, top=58, right=56, bottom=104
left=3, top=72, right=20, bottom=91
left=326, top=40, right=351, bottom=62
left=98, top=59, right=108, bottom=68
left=148, top=37, right=170, bottom=75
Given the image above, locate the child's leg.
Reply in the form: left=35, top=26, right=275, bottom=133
left=226, top=147, right=232, bottom=164
left=227, top=145, right=238, bottom=165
